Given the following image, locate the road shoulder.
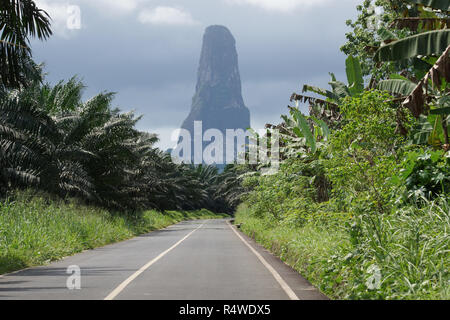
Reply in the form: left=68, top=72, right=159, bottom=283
left=228, top=222, right=329, bottom=300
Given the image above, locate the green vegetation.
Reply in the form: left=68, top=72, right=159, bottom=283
left=236, top=198, right=449, bottom=300
left=238, top=90, right=450, bottom=299
left=0, top=191, right=226, bottom=275
left=0, top=0, right=51, bottom=88
left=0, top=2, right=242, bottom=277
left=0, top=76, right=243, bottom=213
left=1, top=0, right=449, bottom=300
left=0, top=2, right=244, bottom=214
left=236, top=0, right=450, bottom=300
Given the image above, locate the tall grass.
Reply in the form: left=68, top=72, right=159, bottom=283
left=0, top=191, right=227, bottom=275
left=235, top=198, right=450, bottom=300
left=347, top=197, right=450, bottom=299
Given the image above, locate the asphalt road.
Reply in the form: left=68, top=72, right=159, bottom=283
left=0, top=219, right=327, bottom=300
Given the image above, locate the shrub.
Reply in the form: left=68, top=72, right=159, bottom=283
left=393, top=148, right=450, bottom=203
left=326, top=90, right=408, bottom=214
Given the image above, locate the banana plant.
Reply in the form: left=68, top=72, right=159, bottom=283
left=378, top=76, right=418, bottom=97
left=374, top=0, right=450, bottom=149
left=291, top=55, right=364, bottom=127
left=377, top=43, right=450, bottom=147
left=406, top=0, right=450, bottom=11
left=300, top=55, right=365, bottom=103
left=265, top=104, right=330, bottom=159
left=374, top=30, right=450, bottom=63
left=389, top=0, right=450, bottom=33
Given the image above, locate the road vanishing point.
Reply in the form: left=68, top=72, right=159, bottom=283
left=0, top=219, right=327, bottom=300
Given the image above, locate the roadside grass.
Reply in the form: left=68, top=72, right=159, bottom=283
left=234, top=202, right=449, bottom=300
left=234, top=203, right=347, bottom=298
left=0, top=191, right=228, bottom=275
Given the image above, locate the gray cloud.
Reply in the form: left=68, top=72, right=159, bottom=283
left=31, top=0, right=359, bottom=150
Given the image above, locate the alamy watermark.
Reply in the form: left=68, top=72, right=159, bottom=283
left=66, top=265, right=81, bottom=290
left=366, top=264, right=381, bottom=290
left=66, top=5, right=81, bottom=30
left=170, top=121, right=280, bottom=173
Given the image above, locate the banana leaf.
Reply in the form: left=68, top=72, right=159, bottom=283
left=345, top=55, right=364, bottom=96
left=378, top=79, right=418, bottom=96
left=291, top=109, right=316, bottom=154
left=374, top=29, right=450, bottom=62
left=405, top=0, right=450, bottom=11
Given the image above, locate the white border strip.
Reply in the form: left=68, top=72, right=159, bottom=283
left=104, top=222, right=205, bottom=300
left=227, top=221, right=299, bottom=300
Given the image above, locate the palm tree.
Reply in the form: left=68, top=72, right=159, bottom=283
left=1, top=75, right=241, bottom=213
left=0, top=0, right=52, bottom=88
left=0, top=87, right=52, bottom=193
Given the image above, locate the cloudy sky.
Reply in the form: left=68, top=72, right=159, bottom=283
left=31, top=0, right=360, bottom=150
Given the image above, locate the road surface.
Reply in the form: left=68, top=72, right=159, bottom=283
left=0, top=219, right=327, bottom=300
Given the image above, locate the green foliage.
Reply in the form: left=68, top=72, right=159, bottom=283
left=241, top=89, right=449, bottom=299
left=236, top=194, right=450, bottom=300
left=243, top=157, right=335, bottom=226
left=273, top=106, right=331, bottom=161
left=1, top=0, right=449, bottom=301
left=292, top=56, right=364, bottom=135
left=346, top=55, right=365, bottom=96
left=405, top=0, right=450, bottom=13
left=377, top=78, right=417, bottom=96
left=374, top=29, right=450, bottom=62
left=0, top=191, right=227, bottom=275
left=291, top=108, right=317, bottom=154
left=0, top=1, right=52, bottom=88
left=301, top=55, right=364, bottom=105
left=328, top=197, right=449, bottom=299
left=342, top=0, right=449, bottom=82
left=331, top=90, right=401, bottom=153
left=238, top=0, right=450, bottom=301
left=393, top=148, right=450, bottom=201
left=406, top=94, right=450, bottom=147
left=235, top=204, right=347, bottom=296
left=341, top=0, right=410, bottom=79
left=325, top=90, right=407, bottom=213
left=0, top=77, right=240, bottom=213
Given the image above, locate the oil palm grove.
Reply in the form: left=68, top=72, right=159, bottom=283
left=0, top=0, right=244, bottom=213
